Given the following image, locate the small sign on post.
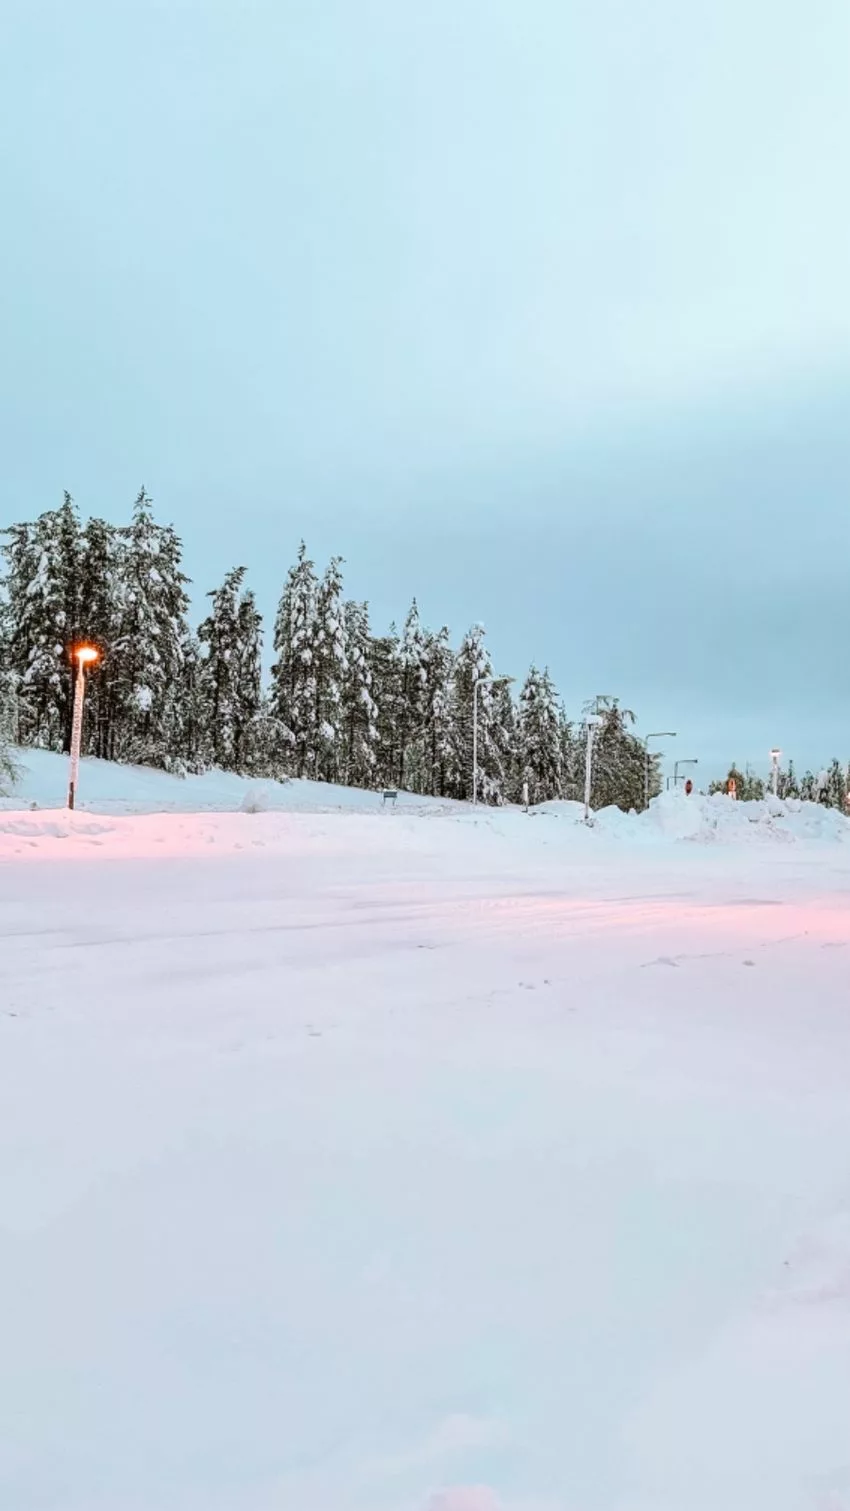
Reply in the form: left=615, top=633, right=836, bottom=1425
left=728, top=777, right=737, bottom=800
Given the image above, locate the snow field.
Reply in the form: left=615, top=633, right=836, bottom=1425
left=1, top=749, right=850, bottom=1510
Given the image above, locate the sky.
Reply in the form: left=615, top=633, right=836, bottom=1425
left=1, top=0, right=848, bottom=778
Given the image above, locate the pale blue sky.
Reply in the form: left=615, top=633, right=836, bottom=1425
left=1, top=0, right=848, bottom=776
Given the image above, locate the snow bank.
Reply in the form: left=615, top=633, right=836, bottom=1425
left=3, top=746, right=850, bottom=848
left=1, top=746, right=462, bottom=818
left=535, top=788, right=850, bottom=845
left=647, top=788, right=850, bottom=845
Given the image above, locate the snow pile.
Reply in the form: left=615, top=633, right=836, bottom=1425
left=647, top=788, right=850, bottom=845
left=535, top=788, right=850, bottom=846
left=529, top=798, right=587, bottom=822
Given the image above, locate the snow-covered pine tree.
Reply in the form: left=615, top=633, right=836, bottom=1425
left=0, top=665, right=18, bottom=792
left=560, top=706, right=582, bottom=801
left=708, top=764, right=764, bottom=800
left=819, top=759, right=847, bottom=810
left=176, top=630, right=209, bottom=773
left=492, top=675, right=519, bottom=802
left=517, top=665, right=563, bottom=804
left=78, top=516, right=123, bottom=760
left=270, top=542, right=318, bottom=777
left=741, top=768, right=766, bottom=801
left=111, top=488, right=191, bottom=770
left=589, top=698, right=645, bottom=811
left=369, top=623, right=404, bottom=790
left=396, top=599, right=427, bottom=790
left=450, top=623, right=507, bottom=804
left=1, top=494, right=83, bottom=751
left=197, top=566, right=265, bottom=773
left=778, top=761, right=801, bottom=800
left=798, top=770, right=817, bottom=801
left=313, top=556, right=348, bottom=783
left=420, top=625, right=455, bottom=798
left=341, top=600, right=378, bottom=788
left=0, top=519, right=35, bottom=745
left=644, top=748, right=663, bottom=806
left=234, top=581, right=266, bottom=773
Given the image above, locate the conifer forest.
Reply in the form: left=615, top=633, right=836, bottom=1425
left=1, top=491, right=846, bottom=810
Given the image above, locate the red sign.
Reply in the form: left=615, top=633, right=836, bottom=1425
left=685, top=779, right=693, bottom=795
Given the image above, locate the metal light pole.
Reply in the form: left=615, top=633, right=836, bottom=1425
left=67, top=646, right=98, bottom=810
left=472, top=675, right=514, bottom=806
left=583, top=715, right=600, bottom=823
left=644, top=731, right=676, bottom=810
left=674, top=758, right=698, bottom=788
left=770, top=748, right=782, bottom=797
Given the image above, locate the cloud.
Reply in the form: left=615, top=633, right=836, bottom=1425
left=422, top=1491, right=565, bottom=1511
left=369, top=1414, right=506, bottom=1477
left=425, top=1490, right=504, bottom=1511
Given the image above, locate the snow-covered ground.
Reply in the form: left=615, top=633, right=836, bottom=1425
left=0, top=745, right=464, bottom=817
left=2, top=751, right=850, bottom=1511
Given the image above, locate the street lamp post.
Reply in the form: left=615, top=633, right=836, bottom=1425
left=472, top=675, right=514, bottom=806
left=770, top=748, right=782, bottom=797
left=644, top=731, right=676, bottom=810
left=583, top=715, right=600, bottom=824
left=674, top=758, right=698, bottom=788
left=67, top=646, right=99, bottom=810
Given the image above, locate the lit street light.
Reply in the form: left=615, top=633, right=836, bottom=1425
left=644, top=731, right=676, bottom=810
left=472, top=675, right=514, bottom=806
left=67, top=645, right=99, bottom=810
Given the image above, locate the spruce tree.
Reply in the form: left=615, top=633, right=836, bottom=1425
left=709, top=764, right=764, bottom=800
left=177, top=630, right=209, bottom=773
left=234, top=581, right=265, bottom=773
left=78, top=516, right=122, bottom=759
left=0, top=666, right=18, bottom=791
left=492, top=675, right=519, bottom=802
left=450, top=623, right=507, bottom=804
left=198, top=566, right=265, bottom=774
left=369, top=623, right=404, bottom=790
left=271, top=542, right=318, bottom=777
left=778, top=761, right=801, bottom=800
left=589, top=699, right=645, bottom=811
left=111, top=488, right=191, bottom=769
left=819, top=759, right=847, bottom=810
left=313, top=556, right=348, bottom=782
left=0, top=519, right=36, bottom=745
left=560, top=708, right=582, bottom=801
left=396, top=599, right=427, bottom=790
left=518, top=665, right=563, bottom=804
left=420, top=625, right=455, bottom=798
left=1, top=494, right=82, bottom=751
left=341, top=600, right=378, bottom=788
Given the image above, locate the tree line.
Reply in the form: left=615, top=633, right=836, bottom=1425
left=0, top=489, right=663, bottom=808
left=709, top=761, right=850, bottom=810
